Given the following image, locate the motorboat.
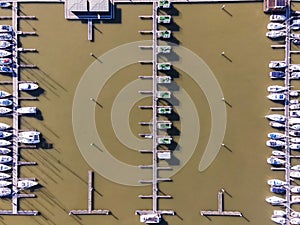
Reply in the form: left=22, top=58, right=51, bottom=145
left=270, top=121, right=285, bottom=128
left=0, top=50, right=10, bottom=58
left=292, top=165, right=300, bottom=171
left=0, top=91, right=10, bottom=98
left=292, top=195, right=300, bottom=203
left=290, top=64, right=300, bottom=71
left=267, top=22, right=286, bottom=30
left=292, top=186, right=300, bottom=193
left=266, top=196, right=286, bottom=205
left=0, top=180, right=11, bottom=187
left=291, top=104, right=300, bottom=110
left=291, top=217, right=300, bottom=225
left=266, top=140, right=285, bottom=148
left=0, top=99, right=12, bottom=107
left=293, top=39, right=300, bottom=45
left=272, top=210, right=286, bottom=217
left=0, top=41, right=10, bottom=49
left=0, top=131, right=12, bottom=139
left=267, top=93, right=285, bottom=101
left=0, top=33, right=11, bottom=41
left=291, top=138, right=300, bottom=143
left=268, top=85, right=287, bottom=93
left=0, top=140, right=10, bottom=147
left=267, top=156, right=285, bottom=165
left=0, top=25, right=12, bottom=33
left=0, top=172, right=10, bottom=180
left=268, top=132, right=285, bottom=139
left=16, top=107, right=36, bottom=114
left=157, top=76, right=172, bottom=84
left=0, top=187, right=10, bottom=197
left=291, top=111, right=300, bottom=118
left=292, top=33, right=300, bottom=39
left=290, top=144, right=300, bottom=150
left=0, top=107, right=11, bottom=114
left=292, top=211, right=300, bottom=218
left=270, top=71, right=285, bottom=79
left=17, top=180, right=38, bottom=189
left=18, top=131, right=40, bottom=144
left=139, top=213, right=161, bottom=224
left=157, top=136, right=172, bottom=145
left=292, top=124, right=300, bottom=130
left=270, top=14, right=286, bottom=22
left=0, top=164, right=10, bottom=171
left=270, top=186, right=286, bottom=194
left=157, top=15, right=171, bottom=23
left=0, top=58, right=11, bottom=66
left=0, top=2, right=11, bottom=8
left=0, top=122, right=9, bottom=130
left=267, top=179, right=286, bottom=186
left=266, top=114, right=285, bottom=122
left=291, top=91, right=299, bottom=97
left=289, top=118, right=300, bottom=125
left=269, top=61, right=286, bottom=69
left=292, top=24, right=300, bottom=30
left=0, top=66, right=12, bottom=73
left=18, top=82, right=39, bottom=91
left=293, top=19, right=300, bottom=25
left=157, top=63, right=171, bottom=71
left=271, top=217, right=286, bottom=224
left=272, top=150, right=285, bottom=156
left=157, top=30, right=171, bottom=38
left=291, top=99, right=300, bottom=104
left=290, top=130, right=300, bottom=136
left=291, top=72, right=300, bottom=79
left=291, top=171, right=300, bottom=178
left=157, top=107, right=172, bottom=114
left=266, top=31, right=286, bottom=38
left=0, top=148, right=10, bottom=155
left=0, top=156, right=12, bottom=164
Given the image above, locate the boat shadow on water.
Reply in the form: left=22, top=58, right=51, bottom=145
left=158, top=51, right=180, bottom=62
left=37, top=136, right=53, bottom=150
left=161, top=5, right=179, bottom=16
left=160, top=22, right=180, bottom=32
left=162, top=68, right=180, bottom=78
left=24, top=87, right=45, bottom=97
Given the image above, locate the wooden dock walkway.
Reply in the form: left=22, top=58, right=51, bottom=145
left=200, top=189, right=242, bottom=217
left=88, top=19, right=93, bottom=41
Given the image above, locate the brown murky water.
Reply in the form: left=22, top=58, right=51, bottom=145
left=0, top=2, right=294, bottom=225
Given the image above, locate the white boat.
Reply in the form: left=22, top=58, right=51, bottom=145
left=16, top=107, right=36, bottom=114
left=291, top=72, right=300, bottom=79
left=290, top=130, right=300, bottom=136
left=0, top=91, right=10, bottom=98
left=267, top=156, right=285, bottom=165
left=17, top=180, right=38, bottom=189
left=272, top=150, right=285, bottom=156
left=267, top=93, right=285, bottom=101
left=270, top=14, right=286, bottom=22
left=18, top=131, right=40, bottom=144
left=157, top=30, right=171, bottom=38
left=291, top=171, right=300, bottom=178
left=266, top=196, right=286, bottom=205
left=268, top=132, right=285, bottom=139
left=268, top=179, right=286, bottom=186
left=291, top=64, right=300, bottom=71
left=293, top=19, right=300, bottom=25
left=0, top=180, right=11, bottom=187
left=266, top=140, right=285, bottom=148
left=0, top=187, right=10, bottom=197
left=269, top=61, right=286, bottom=69
left=0, top=33, right=11, bottom=41
left=271, top=217, right=286, bottom=224
left=0, top=148, right=10, bottom=155
left=0, top=140, right=10, bottom=147
left=0, top=41, right=10, bottom=49
left=291, top=217, right=300, bottom=224
left=270, top=121, right=285, bottom=128
left=0, top=131, right=12, bottom=139
left=268, top=85, right=287, bottom=93
left=292, top=196, right=300, bottom=203
left=292, top=186, right=300, bottom=193
left=292, top=165, right=300, bottom=171
left=290, top=144, right=300, bottom=150
left=0, top=122, right=9, bottom=130
left=0, top=107, right=11, bottom=114
left=0, top=164, right=10, bottom=171
left=0, top=25, right=12, bottom=33
left=0, top=99, right=12, bottom=107
left=291, top=91, right=299, bottom=97
left=292, top=33, right=300, bottom=39
left=0, top=172, right=10, bottom=180
left=267, top=22, right=286, bottom=30
left=291, top=99, right=300, bottom=104
left=0, top=50, right=10, bottom=58
left=266, top=114, right=285, bottom=122
left=291, top=138, right=300, bottom=143
left=292, top=211, right=300, bottom=218
left=292, top=124, right=300, bottom=130
left=266, top=31, right=286, bottom=38
left=272, top=210, right=286, bottom=217
left=0, top=66, right=12, bottom=73
left=140, top=214, right=161, bottom=224
left=289, top=118, right=300, bottom=125
left=0, top=58, right=11, bottom=66
left=291, top=104, right=300, bottom=110
left=0, top=156, right=12, bottom=164
left=18, top=82, right=39, bottom=91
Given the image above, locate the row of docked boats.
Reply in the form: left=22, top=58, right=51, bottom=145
left=0, top=25, right=14, bottom=74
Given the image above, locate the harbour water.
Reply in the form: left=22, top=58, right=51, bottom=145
left=0, top=2, right=294, bottom=225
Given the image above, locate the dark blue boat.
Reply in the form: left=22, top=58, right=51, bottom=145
left=270, top=186, right=286, bottom=194
left=270, top=71, right=285, bottom=79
